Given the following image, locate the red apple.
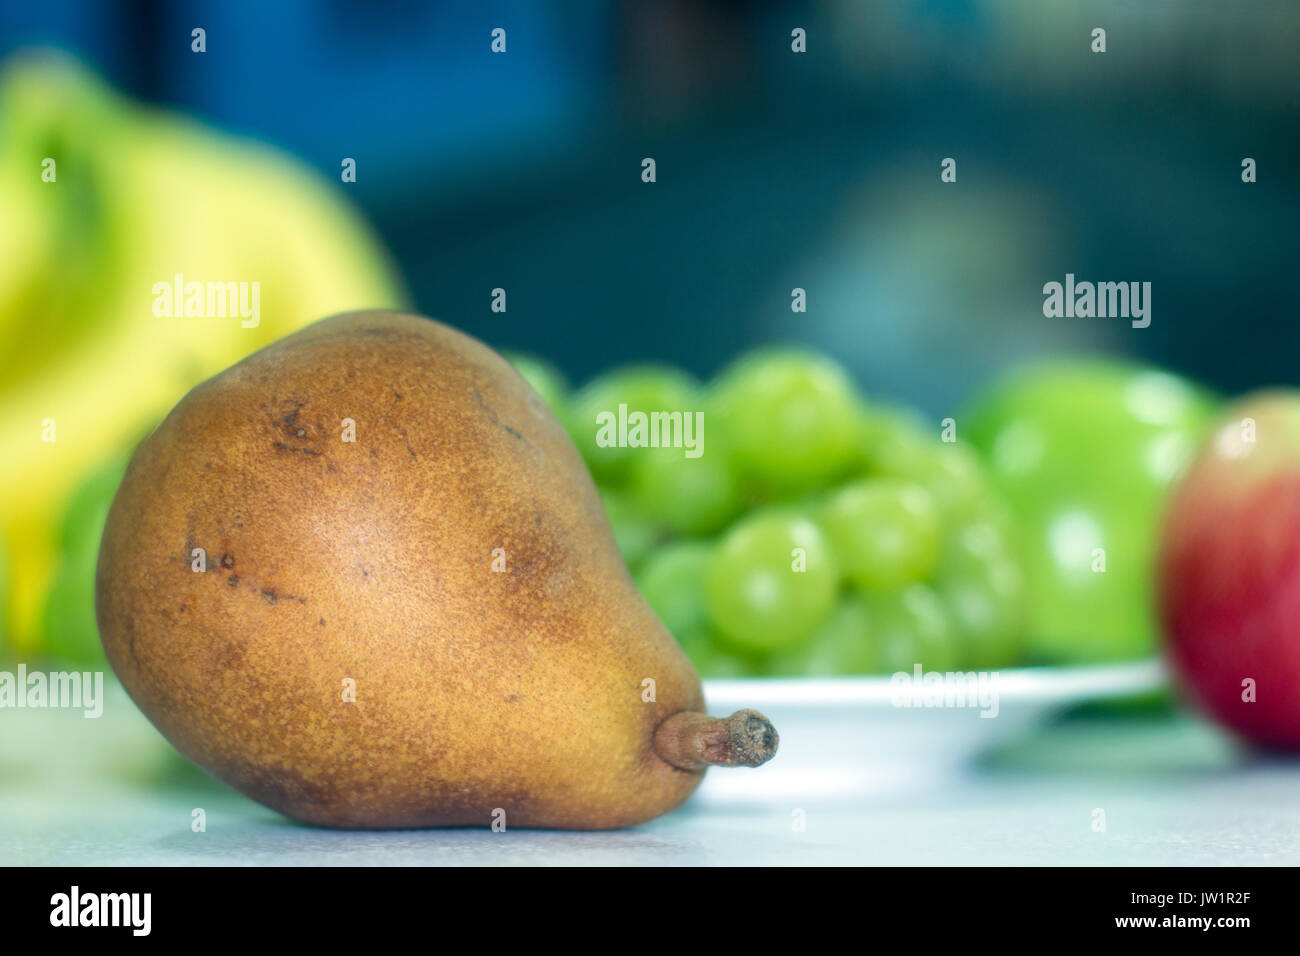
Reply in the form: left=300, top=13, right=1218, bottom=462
left=1159, top=391, right=1300, bottom=749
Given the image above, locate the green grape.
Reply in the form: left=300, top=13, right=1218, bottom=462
left=770, top=586, right=959, bottom=675
left=711, top=349, right=864, bottom=496
left=911, top=444, right=991, bottom=522
left=675, top=627, right=764, bottom=678
left=866, top=585, right=962, bottom=673
left=862, top=406, right=933, bottom=472
left=942, top=518, right=1018, bottom=573
left=598, top=489, right=660, bottom=569
left=957, top=490, right=1021, bottom=543
left=939, top=571, right=1025, bottom=669
left=503, top=351, right=568, bottom=416
left=766, top=595, right=876, bottom=676
left=936, top=519, right=1028, bottom=668
left=628, top=433, right=742, bottom=536
left=867, top=411, right=991, bottom=523
left=567, top=366, right=699, bottom=484
left=820, top=479, right=941, bottom=590
left=635, top=541, right=713, bottom=637
left=705, top=509, right=838, bottom=651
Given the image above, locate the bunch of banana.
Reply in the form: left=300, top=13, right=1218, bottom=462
left=0, top=51, right=408, bottom=661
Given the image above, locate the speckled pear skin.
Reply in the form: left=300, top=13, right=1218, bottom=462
left=96, top=311, right=705, bottom=829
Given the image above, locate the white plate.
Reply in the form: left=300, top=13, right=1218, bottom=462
left=697, top=659, right=1168, bottom=804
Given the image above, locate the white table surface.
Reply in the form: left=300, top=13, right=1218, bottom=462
left=4, top=681, right=1299, bottom=866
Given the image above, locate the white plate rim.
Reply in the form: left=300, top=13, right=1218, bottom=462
left=702, top=658, right=1167, bottom=708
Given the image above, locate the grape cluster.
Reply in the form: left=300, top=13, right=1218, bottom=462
left=507, top=349, right=1027, bottom=677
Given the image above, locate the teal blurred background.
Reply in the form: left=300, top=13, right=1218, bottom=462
left=3, top=0, right=1297, bottom=406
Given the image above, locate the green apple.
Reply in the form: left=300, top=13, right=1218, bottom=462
left=962, top=360, right=1215, bottom=663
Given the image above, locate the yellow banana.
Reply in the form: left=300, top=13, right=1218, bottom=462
left=0, top=52, right=407, bottom=653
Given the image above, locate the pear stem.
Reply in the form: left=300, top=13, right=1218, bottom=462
left=653, top=709, right=779, bottom=771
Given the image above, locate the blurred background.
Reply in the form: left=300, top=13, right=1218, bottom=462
left=5, top=1, right=1298, bottom=394
left=1, top=0, right=1298, bottom=674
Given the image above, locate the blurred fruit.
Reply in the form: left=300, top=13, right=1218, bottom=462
left=673, top=627, right=763, bottom=678
left=868, top=585, right=962, bottom=673
left=566, top=366, right=698, bottom=484
left=503, top=351, right=567, bottom=415
left=862, top=406, right=934, bottom=473
left=0, top=532, right=8, bottom=659
left=635, top=541, right=712, bottom=637
left=1159, top=392, right=1300, bottom=749
left=705, top=509, right=838, bottom=651
left=711, top=349, right=863, bottom=495
left=820, top=478, right=942, bottom=590
left=870, top=420, right=994, bottom=524
left=40, top=455, right=127, bottom=663
left=556, top=346, right=1033, bottom=677
left=629, top=435, right=742, bottom=536
left=766, top=595, right=876, bottom=675
left=963, top=360, right=1214, bottom=663
left=937, top=519, right=1027, bottom=668
left=769, top=585, right=960, bottom=675
left=0, top=51, right=406, bottom=653
left=598, top=489, right=660, bottom=569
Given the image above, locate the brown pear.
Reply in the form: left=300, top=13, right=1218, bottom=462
left=96, top=311, right=776, bottom=828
